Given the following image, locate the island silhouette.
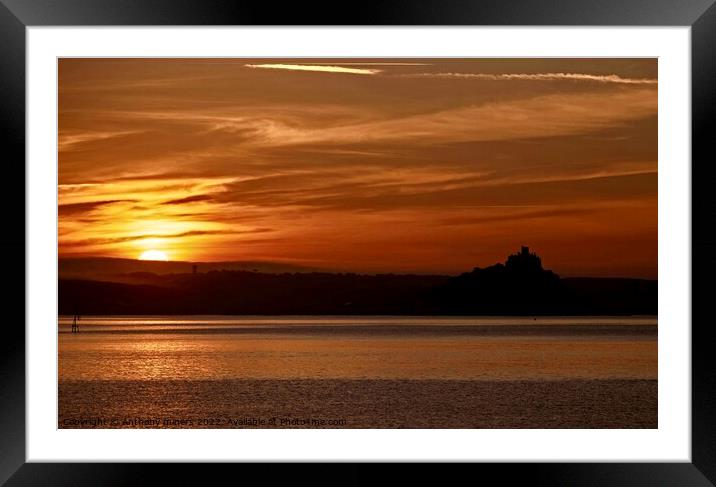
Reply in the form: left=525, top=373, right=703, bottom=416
left=58, top=247, right=656, bottom=316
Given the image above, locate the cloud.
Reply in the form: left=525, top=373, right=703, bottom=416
left=203, top=161, right=655, bottom=214
left=59, top=228, right=273, bottom=247
left=216, top=88, right=658, bottom=148
left=58, top=199, right=136, bottom=216
left=59, top=130, right=140, bottom=152
left=438, top=207, right=599, bottom=226
left=58, top=183, right=103, bottom=189
left=244, top=64, right=381, bottom=75
left=399, top=72, right=657, bottom=84
left=285, top=171, right=657, bottom=212
left=479, top=165, right=657, bottom=188
left=162, top=194, right=214, bottom=205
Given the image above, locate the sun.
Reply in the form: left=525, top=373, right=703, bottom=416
left=138, top=249, right=169, bottom=261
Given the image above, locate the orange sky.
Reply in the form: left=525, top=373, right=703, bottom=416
left=58, top=58, right=657, bottom=278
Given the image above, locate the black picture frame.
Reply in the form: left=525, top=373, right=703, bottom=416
left=2, top=0, right=714, bottom=484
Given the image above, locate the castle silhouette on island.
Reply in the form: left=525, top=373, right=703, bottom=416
left=58, top=246, right=656, bottom=316
left=506, top=246, right=545, bottom=273
left=437, top=246, right=564, bottom=314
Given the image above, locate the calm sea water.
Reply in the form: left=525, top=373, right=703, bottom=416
left=58, top=316, right=657, bottom=428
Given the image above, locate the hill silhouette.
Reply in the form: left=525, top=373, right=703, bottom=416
left=58, top=257, right=323, bottom=281
left=58, top=247, right=656, bottom=316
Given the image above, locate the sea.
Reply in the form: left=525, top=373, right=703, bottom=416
left=58, top=316, right=657, bottom=429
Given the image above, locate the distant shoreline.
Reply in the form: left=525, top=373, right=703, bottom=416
left=59, top=250, right=657, bottom=316
left=58, top=274, right=657, bottom=316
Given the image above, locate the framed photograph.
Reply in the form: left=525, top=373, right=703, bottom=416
left=4, top=0, right=715, bottom=484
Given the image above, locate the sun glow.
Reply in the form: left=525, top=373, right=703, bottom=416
left=138, top=249, right=169, bottom=261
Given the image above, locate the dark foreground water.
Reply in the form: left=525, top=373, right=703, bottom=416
left=59, top=378, right=657, bottom=429
left=58, top=316, right=657, bottom=429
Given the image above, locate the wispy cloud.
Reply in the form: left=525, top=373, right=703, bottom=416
left=203, top=88, right=658, bottom=148
left=399, top=72, right=657, bottom=85
left=162, top=194, right=214, bottom=205
left=203, top=161, right=655, bottom=214
left=58, top=199, right=137, bottom=216
left=59, top=130, right=140, bottom=152
left=59, top=228, right=273, bottom=247
left=245, top=64, right=381, bottom=75
left=118, top=87, right=655, bottom=153
left=438, top=207, right=599, bottom=226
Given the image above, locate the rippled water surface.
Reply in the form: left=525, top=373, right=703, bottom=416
left=58, top=316, right=657, bottom=428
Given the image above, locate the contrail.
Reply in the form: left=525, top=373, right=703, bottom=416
left=245, top=64, right=381, bottom=75
left=398, top=72, right=657, bottom=84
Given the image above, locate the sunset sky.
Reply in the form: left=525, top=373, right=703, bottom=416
left=58, top=58, right=657, bottom=278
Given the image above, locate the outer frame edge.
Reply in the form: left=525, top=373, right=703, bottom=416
left=6, top=0, right=715, bottom=485
left=691, top=0, right=716, bottom=485
left=0, top=0, right=26, bottom=486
